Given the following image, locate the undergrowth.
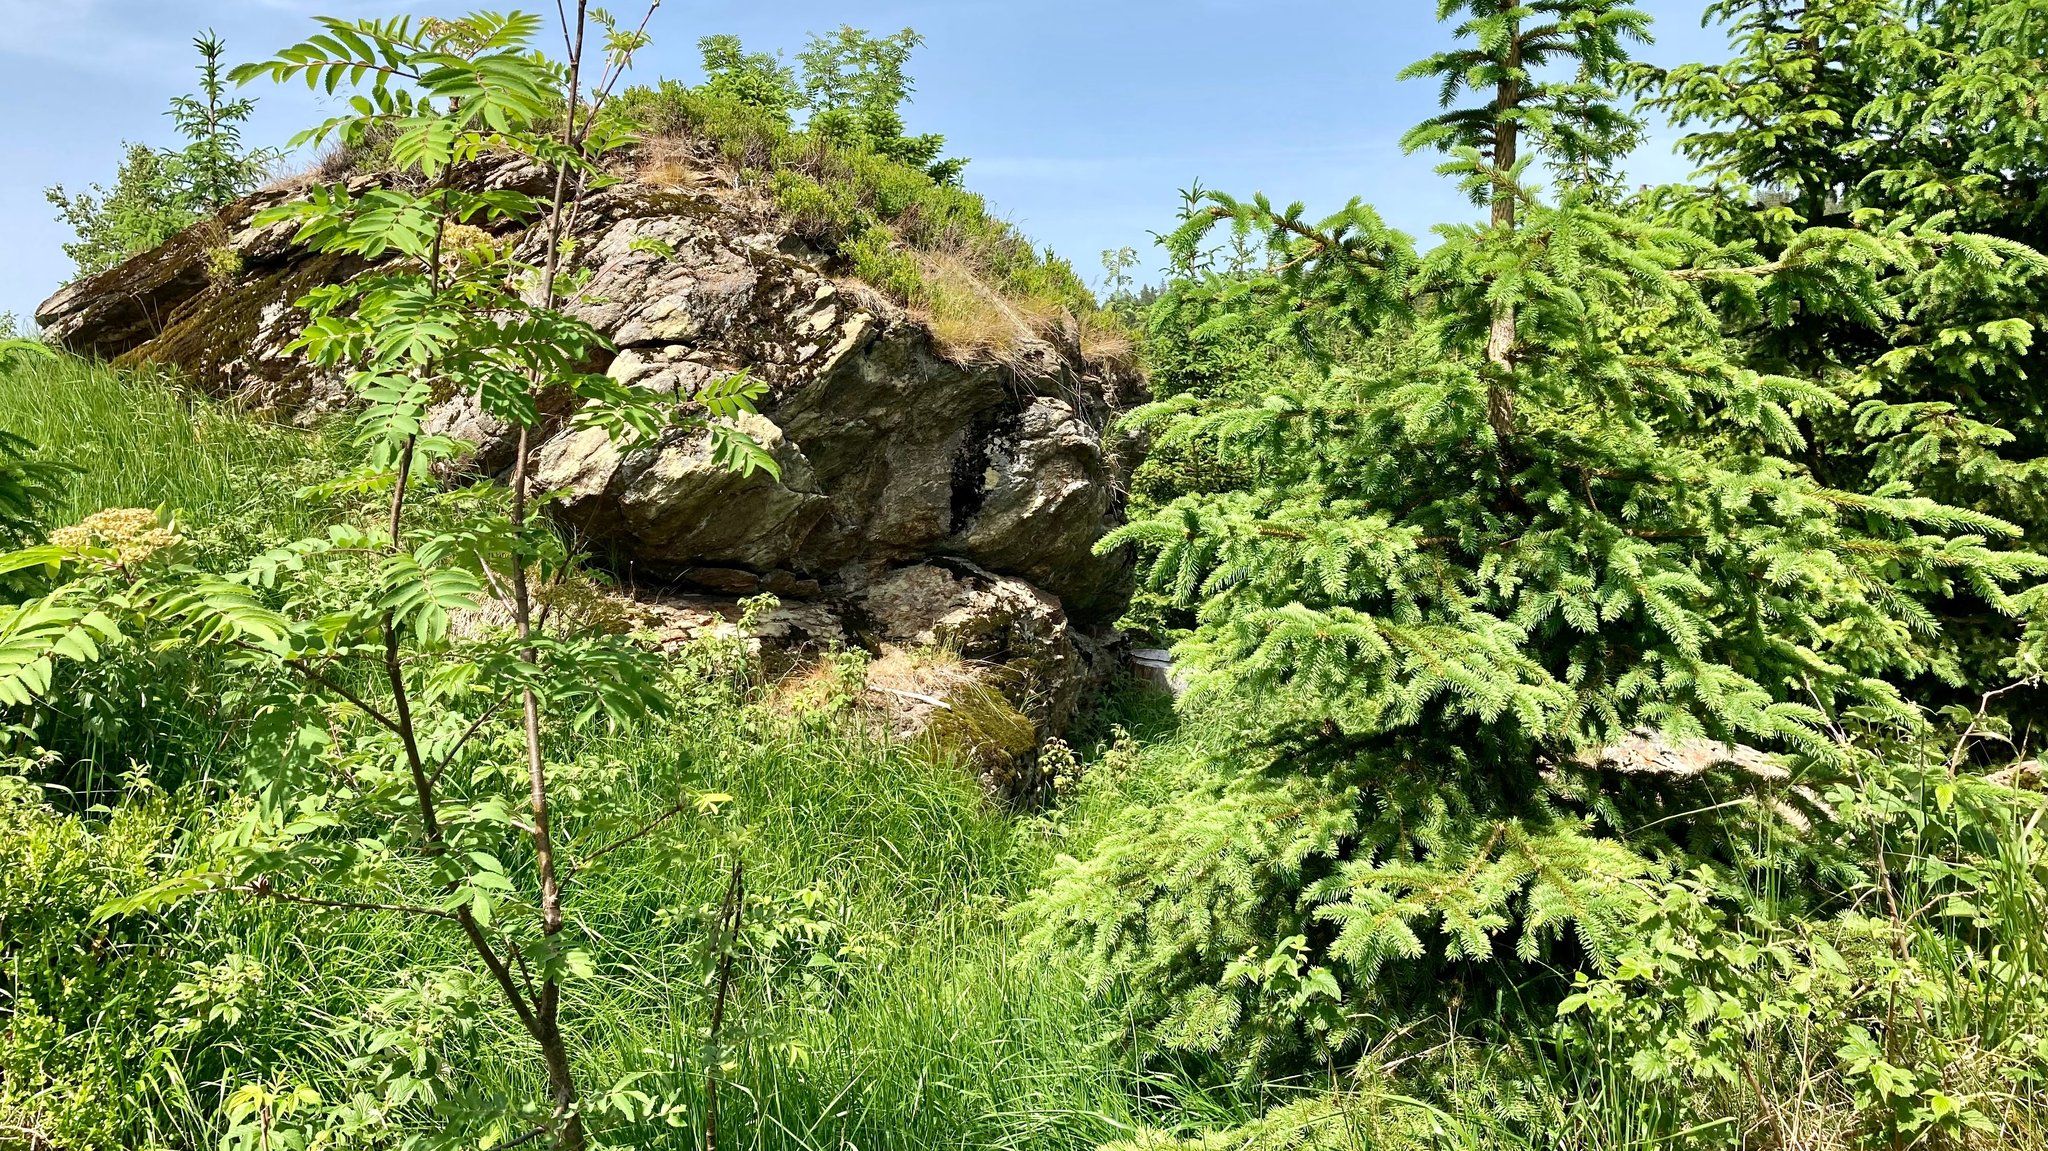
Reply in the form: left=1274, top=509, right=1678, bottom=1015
left=0, top=355, right=340, bottom=540
left=1039, top=705, right=2048, bottom=1151
left=6, top=352, right=2048, bottom=1151
left=0, top=354, right=1151, bottom=1151
left=2, top=697, right=1150, bottom=1151
left=0, top=357, right=351, bottom=801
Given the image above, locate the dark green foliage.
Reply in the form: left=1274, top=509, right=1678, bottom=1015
left=0, top=343, right=71, bottom=596
left=796, top=26, right=963, bottom=185
left=1637, top=0, right=2048, bottom=722
left=1028, top=0, right=2048, bottom=1094
left=696, top=34, right=803, bottom=123
left=0, top=430, right=65, bottom=555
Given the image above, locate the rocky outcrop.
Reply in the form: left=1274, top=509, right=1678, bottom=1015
left=35, top=149, right=1139, bottom=790
left=33, top=186, right=373, bottom=416
left=538, top=412, right=832, bottom=577
left=628, top=559, right=1121, bottom=805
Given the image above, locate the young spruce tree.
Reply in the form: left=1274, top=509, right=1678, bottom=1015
left=45, top=33, right=281, bottom=278
left=1026, top=0, right=2046, bottom=1080
left=1639, top=0, right=2048, bottom=723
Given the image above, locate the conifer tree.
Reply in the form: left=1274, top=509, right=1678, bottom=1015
left=44, top=32, right=280, bottom=278
left=1027, top=0, right=2047, bottom=1078
left=167, top=32, right=278, bottom=213
left=1402, top=0, right=1649, bottom=390
left=1639, top=0, right=2048, bottom=717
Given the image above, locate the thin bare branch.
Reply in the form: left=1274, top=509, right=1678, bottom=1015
left=454, top=905, right=545, bottom=1036
left=1671, top=260, right=1790, bottom=281
left=704, top=859, right=743, bottom=1151
left=286, top=658, right=405, bottom=735
left=585, top=2, right=662, bottom=122
left=384, top=618, right=442, bottom=844
left=570, top=798, right=691, bottom=876
left=430, top=688, right=523, bottom=786
left=242, top=879, right=459, bottom=922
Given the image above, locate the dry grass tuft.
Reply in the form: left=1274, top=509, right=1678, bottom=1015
left=916, top=254, right=1061, bottom=368
left=1077, top=309, right=1137, bottom=370
left=832, top=277, right=898, bottom=321
left=860, top=645, right=1039, bottom=788
left=636, top=135, right=728, bottom=191
left=862, top=645, right=981, bottom=723
left=765, top=648, right=874, bottom=718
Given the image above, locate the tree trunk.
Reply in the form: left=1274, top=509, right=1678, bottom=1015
left=523, top=10, right=590, bottom=1150
left=537, top=1002, right=586, bottom=1151
left=1487, top=38, right=1522, bottom=449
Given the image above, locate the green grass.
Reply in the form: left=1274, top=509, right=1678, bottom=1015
left=4, top=701, right=1157, bottom=1151
left=528, top=712, right=1148, bottom=1151
left=0, top=353, right=335, bottom=535
left=0, top=355, right=1154, bottom=1151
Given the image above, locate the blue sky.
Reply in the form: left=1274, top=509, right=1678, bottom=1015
left=0, top=0, right=1731, bottom=324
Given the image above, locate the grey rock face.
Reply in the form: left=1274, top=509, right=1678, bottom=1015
left=853, top=560, right=1085, bottom=730
left=538, top=412, right=830, bottom=572
left=35, top=151, right=1138, bottom=758
left=945, top=396, right=1123, bottom=615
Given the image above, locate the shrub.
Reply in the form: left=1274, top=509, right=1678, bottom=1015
left=1555, top=766, right=2048, bottom=1149
left=0, top=781, right=203, bottom=1151
left=202, top=243, right=244, bottom=292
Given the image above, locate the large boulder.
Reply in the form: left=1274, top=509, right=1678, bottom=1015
left=35, top=147, right=1139, bottom=767
left=849, top=560, right=1122, bottom=805
left=537, top=412, right=831, bottom=574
